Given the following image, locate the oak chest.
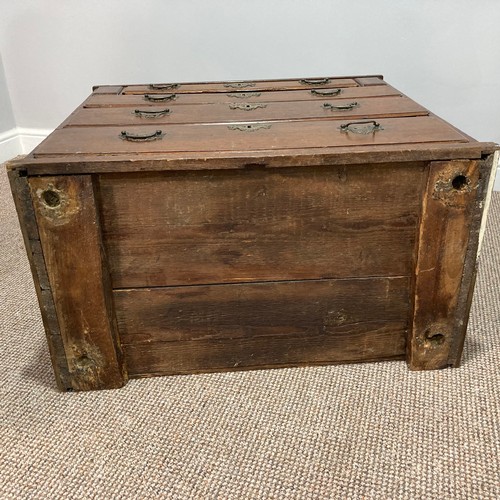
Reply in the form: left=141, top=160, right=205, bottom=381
left=8, top=74, right=499, bottom=391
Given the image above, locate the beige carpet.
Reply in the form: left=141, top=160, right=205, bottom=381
left=1, top=164, right=499, bottom=500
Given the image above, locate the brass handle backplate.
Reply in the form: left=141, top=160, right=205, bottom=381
left=120, top=130, right=164, bottom=141
left=228, top=123, right=271, bottom=132
left=311, top=88, right=341, bottom=97
left=144, top=94, right=177, bottom=102
left=227, top=92, right=262, bottom=98
left=323, top=102, right=358, bottom=111
left=339, top=120, right=383, bottom=134
left=229, top=103, right=268, bottom=111
left=133, top=108, right=171, bottom=118
left=300, top=78, right=331, bottom=85
left=149, top=83, right=180, bottom=90
left=224, top=82, right=256, bottom=89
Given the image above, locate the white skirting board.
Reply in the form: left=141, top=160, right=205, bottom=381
left=1, top=127, right=500, bottom=190
left=0, top=127, right=53, bottom=163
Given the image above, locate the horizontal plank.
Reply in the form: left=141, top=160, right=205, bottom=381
left=115, top=277, right=410, bottom=344
left=84, top=86, right=402, bottom=107
left=123, top=322, right=407, bottom=377
left=68, top=96, right=427, bottom=127
left=100, top=163, right=423, bottom=288
left=33, top=116, right=469, bottom=157
left=121, top=77, right=358, bottom=94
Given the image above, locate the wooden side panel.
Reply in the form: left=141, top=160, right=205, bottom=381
left=99, top=163, right=424, bottom=288
left=29, top=175, right=127, bottom=390
left=408, top=160, right=481, bottom=369
left=117, top=277, right=409, bottom=377
left=356, top=77, right=386, bottom=86
left=7, top=166, right=71, bottom=390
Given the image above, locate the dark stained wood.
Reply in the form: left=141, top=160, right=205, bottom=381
left=122, top=77, right=358, bottom=94
left=408, top=160, right=481, bottom=370
left=123, top=322, right=407, bottom=377
left=12, top=141, right=497, bottom=177
left=28, top=175, right=127, bottom=390
left=115, top=277, right=410, bottom=344
left=32, top=116, right=469, bottom=158
left=448, top=153, right=499, bottom=366
left=99, top=163, right=423, bottom=288
left=84, top=85, right=402, bottom=107
left=67, top=96, right=428, bottom=127
left=7, top=165, right=71, bottom=390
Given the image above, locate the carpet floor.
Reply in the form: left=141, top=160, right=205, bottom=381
left=0, top=164, right=499, bottom=499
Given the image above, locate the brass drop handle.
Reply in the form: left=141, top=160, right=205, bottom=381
left=310, top=88, right=341, bottom=97
left=339, top=121, right=383, bottom=134
left=149, top=83, right=180, bottom=90
left=144, top=94, right=177, bottom=102
left=120, top=130, right=164, bottom=141
left=300, top=78, right=331, bottom=85
left=323, top=102, right=358, bottom=111
left=133, top=108, right=171, bottom=118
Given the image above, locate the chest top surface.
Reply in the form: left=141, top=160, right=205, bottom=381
left=11, top=74, right=498, bottom=175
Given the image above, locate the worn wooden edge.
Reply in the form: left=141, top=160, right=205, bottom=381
left=407, top=159, right=482, bottom=370
left=29, top=175, right=128, bottom=391
left=91, top=75, right=384, bottom=92
left=447, top=153, right=497, bottom=366
left=6, top=142, right=499, bottom=177
left=6, top=164, right=72, bottom=391
left=128, top=355, right=405, bottom=379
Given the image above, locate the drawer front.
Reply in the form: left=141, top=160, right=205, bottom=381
left=34, top=116, right=468, bottom=157
left=99, top=163, right=424, bottom=288
left=84, top=86, right=402, bottom=107
left=116, top=277, right=409, bottom=376
left=121, top=77, right=358, bottom=94
left=68, top=96, right=427, bottom=127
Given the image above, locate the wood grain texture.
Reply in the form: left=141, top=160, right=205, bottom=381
left=92, top=85, right=123, bottom=94
left=68, top=96, right=428, bottom=127
left=7, top=166, right=71, bottom=390
left=29, top=175, right=127, bottom=390
left=355, top=77, right=386, bottom=86
left=408, top=160, right=481, bottom=370
left=115, top=277, right=410, bottom=344
left=32, top=116, right=469, bottom=158
left=122, top=77, right=358, bottom=94
left=84, top=86, right=403, bottom=107
left=99, top=163, right=424, bottom=288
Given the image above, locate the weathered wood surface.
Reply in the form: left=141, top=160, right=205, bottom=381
left=84, top=85, right=402, bottom=107
left=7, top=166, right=71, bottom=390
left=408, top=160, right=481, bottom=370
left=11, top=141, right=496, bottom=177
left=99, top=163, right=423, bottom=288
left=115, top=277, right=410, bottom=344
left=68, top=96, right=427, bottom=127
left=32, top=116, right=468, bottom=158
left=29, top=175, right=127, bottom=390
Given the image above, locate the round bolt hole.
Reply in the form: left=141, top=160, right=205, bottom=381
left=452, top=174, right=468, bottom=191
left=41, top=189, right=61, bottom=208
left=425, top=331, right=446, bottom=345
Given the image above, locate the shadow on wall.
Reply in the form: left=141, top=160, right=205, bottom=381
left=0, top=52, right=16, bottom=134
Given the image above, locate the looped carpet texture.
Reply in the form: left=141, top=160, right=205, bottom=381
left=0, top=165, right=499, bottom=499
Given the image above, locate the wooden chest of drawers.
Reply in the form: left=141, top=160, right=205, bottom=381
left=7, top=74, right=499, bottom=391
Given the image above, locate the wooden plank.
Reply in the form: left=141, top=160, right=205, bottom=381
left=67, top=96, right=428, bottom=127
left=123, top=322, right=407, bottom=377
left=32, top=116, right=469, bottom=157
left=29, top=175, right=128, bottom=390
left=6, top=165, right=71, bottom=390
left=121, top=77, right=358, bottom=94
left=84, top=85, right=402, bottom=107
left=92, top=85, right=123, bottom=94
left=99, top=163, right=424, bottom=288
left=407, top=160, right=481, bottom=369
left=14, top=141, right=497, bottom=177
left=115, top=277, right=410, bottom=344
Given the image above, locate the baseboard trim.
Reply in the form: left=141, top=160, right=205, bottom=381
left=0, top=127, right=53, bottom=163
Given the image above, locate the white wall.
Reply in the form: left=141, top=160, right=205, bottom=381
left=0, top=0, right=499, bottom=185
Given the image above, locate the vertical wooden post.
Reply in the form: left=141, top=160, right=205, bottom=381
left=408, top=157, right=492, bottom=370
left=29, top=174, right=127, bottom=390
